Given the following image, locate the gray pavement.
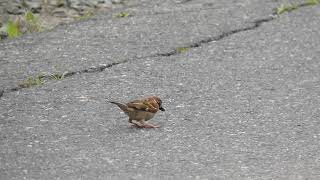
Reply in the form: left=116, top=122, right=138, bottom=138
left=1, top=0, right=320, bottom=179
left=0, top=0, right=302, bottom=91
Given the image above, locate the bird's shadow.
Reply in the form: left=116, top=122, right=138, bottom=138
left=106, top=122, right=164, bottom=136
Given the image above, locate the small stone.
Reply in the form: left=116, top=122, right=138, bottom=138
left=25, top=1, right=42, bottom=13
left=0, top=31, right=7, bottom=40
left=52, top=7, right=68, bottom=18
left=111, top=0, right=124, bottom=4
left=55, top=0, right=66, bottom=7
left=6, top=6, right=25, bottom=15
left=93, top=0, right=112, bottom=7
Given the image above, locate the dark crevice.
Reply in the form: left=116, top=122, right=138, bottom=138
left=1, top=61, right=126, bottom=97
left=78, top=61, right=127, bottom=74
left=177, top=0, right=193, bottom=4
left=154, top=16, right=274, bottom=57
left=149, top=7, right=220, bottom=16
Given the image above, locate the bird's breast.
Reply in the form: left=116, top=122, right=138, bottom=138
left=127, top=111, right=155, bottom=121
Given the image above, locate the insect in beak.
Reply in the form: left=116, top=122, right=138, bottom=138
left=159, top=106, right=165, bottom=111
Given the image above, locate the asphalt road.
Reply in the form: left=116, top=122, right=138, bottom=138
left=1, top=0, right=320, bottom=179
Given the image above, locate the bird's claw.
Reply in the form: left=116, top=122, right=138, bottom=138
left=130, top=122, right=160, bottom=128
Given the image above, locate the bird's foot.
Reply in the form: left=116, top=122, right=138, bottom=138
left=141, top=123, right=160, bottom=128
left=129, top=121, right=143, bottom=128
left=129, top=123, right=142, bottom=128
left=130, top=121, right=160, bottom=128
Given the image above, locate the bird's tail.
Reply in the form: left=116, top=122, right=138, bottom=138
left=109, top=101, right=128, bottom=112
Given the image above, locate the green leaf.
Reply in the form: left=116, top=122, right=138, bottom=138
left=25, top=11, right=36, bottom=22
left=276, top=4, right=298, bottom=15
left=305, top=0, right=320, bottom=5
left=176, top=47, right=190, bottom=53
left=24, top=10, right=42, bottom=32
left=115, top=12, right=131, bottom=18
left=5, top=20, right=21, bottom=38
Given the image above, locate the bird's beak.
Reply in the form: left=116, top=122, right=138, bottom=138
left=159, top=106, right=165, bottom=111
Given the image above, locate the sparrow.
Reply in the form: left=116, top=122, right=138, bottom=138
left=109, top=96, right=165, bottom=128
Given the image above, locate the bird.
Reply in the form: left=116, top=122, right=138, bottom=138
left=109, top=96, right=165, bottom=128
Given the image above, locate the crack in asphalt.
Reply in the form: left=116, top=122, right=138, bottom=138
left=177, top=0, right=193, bottom=4
left=0, top=17, right=274, bottom=98
left=3, top=61, right=126, bottom=96
left=153, top=17, right=274, bottom=57
left=0, top=2, right=315, bottom=98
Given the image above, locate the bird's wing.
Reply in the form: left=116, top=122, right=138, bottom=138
left=127, top=99, right=158, bottom=113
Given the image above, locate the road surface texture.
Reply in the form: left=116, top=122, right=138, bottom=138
left=1, top=0, right=320, bottom=179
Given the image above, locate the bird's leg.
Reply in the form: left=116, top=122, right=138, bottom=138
left=130, top=120, right=144, bottom=128
left=129, top=118, right=139, bottom=127
left=129, top=118, right=138, bottom=126
left=140, top=120, right=160, bottom=128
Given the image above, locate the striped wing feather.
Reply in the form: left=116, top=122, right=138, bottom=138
left=127, top=99, right=158, bottom=113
